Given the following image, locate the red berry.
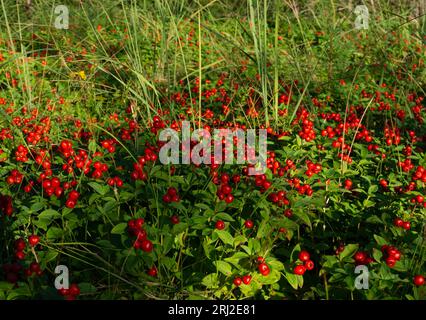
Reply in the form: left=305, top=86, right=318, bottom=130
left=29, top=262, right=41, bottom=273
left=413, top=275, right=425, bottom=286
left=15, top=251, right=25, bottom=260
left=69, top=283, right=80, bottom=296
left=215, top=220, right=225, bottom=230
left=242, top=275, right=252, bottom=285
left=28, top=235, right=40, bottom=247
left=170, top=215, right=180, bottom=224
left=393, top=218, right=404, bottom=227
left=244, top=219, right=254, bottom=229
left=140, top=239, right=153, bottom=252
left=298, top=250, right=310, bottom=262
left=258, top=263, right=270, bottom=276
left=354, top=251, right=366, bottom=263
left=386, top=257, right=396, bottom=268
left=304, top=260, right=315, bottom=271
left=147, top=266, right=158, bottom=277
left=15, top=238, right=26, bottom=251
left=294, top=265, right=306, bottom=275
left=233, top=277, right=242, bottom=286
left=402, top=221, right=411, bottom=230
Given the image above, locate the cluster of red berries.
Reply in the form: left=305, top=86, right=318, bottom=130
left=381, top=245, right=402, bottom=268
left=266, top=151, right=281, bottom=174
left=410, top=194, right=426, bottom=208
left=58, top=139, right=74, bottom=158
left=91, top=161, right=109, bottom=179
left=254, top=174, right=272, bottom=193
left=39, top=177, right=64, bottom=198
left=14, top=235, right=40, bottom=261
left=294, top=108, right=316, bottom=142
left=101, top=138, right=117, bottom=153
left=412, top=165, right=426, bottom=182
left=233, top=274, right=252, bottom=286
left=398, top=158, right=414, bottom=172
left=393, top=218, right=411, bottom=230
left=6, top=169, right=24, bottom=185
left=131, top=148, right=158, bottom=180
left=294, top=250, right=314, bottom=275
left=23, top=261, right=43, bottom=278
left=384, top=126, right=401, bottom=145
left=257, top=257, right=270, bottom=276
left=127, top=218, right=153, bottom=252
left=268, top=190, right=290, bottom=206
left=354, top=251, right=374, bottom=265
left=57, top=283, right=81, bottom=300
left=0, top=194, right=13, bottom=216
left=15, top=144, right=29, bottom=162
left=150, top=115, right=166, bottom=135
left=214, top=173, right=235, bottom=203
left=321, top=126, right=337, bottom=139
left=163, top=187, right=180, bottom=203
left=305, top=160, right=322, bottom=177
left=277, top=159, right=296, bottom=177
left=107, top=176, right=124, bottom=187
left=65, top=190, right=80, bottom=209
left=288, top=178, right=314, bottom=196
left=2, top=262, right=23, bottom=284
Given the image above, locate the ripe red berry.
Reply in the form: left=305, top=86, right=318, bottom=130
left=258, top=263, right=270, bottom=276
left=304, top=260, right=315, bottom=271
left=393, top=218, right=404, bottom=227
left=15, top=238, right=26, bottom=251
left=69, top=283, right=80, bottom=296
left=257, top=256, right=265, bottom=264
left=147, top=266, right=158, bottom=277
left=413, top=275, right=425, bottom=286
left=242, top=275, right=252, bottom=285
left=244, top=219, right=254, bottom=229
left=215, top=220, right=225, bottom=230
left=344, top=179, right=353, bottom=190
left=354, top=251, right=366, bottom=263
left=298, top=250, right=310, bottom=262
left=15, top=251, right=25, bottom=260
left=28, top=235, right=40, bottom=247
left=402, top=221, right=411, bottom=230
left=233, top=277, right=242, bottom=286
left=140, top=239, right=153, bottom=252
left=386, top=257, right=396, bottom=268
left=170, top=215, right=180, bottom=225
left=294, top=265, right=306, bottom=275
left=416, top=195, right=424, bottom=203
left=29, top=262, right=41, bottom=273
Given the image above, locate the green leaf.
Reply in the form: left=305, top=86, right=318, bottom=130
left=213, top=261, right=232, bottom=276
left=215, top=212, right=235, bottom=222
left=111, top=223, right=127, bottom=235
left=46, top=227, right=63, bottom=241
left=215, top=230, right=234, bottom=246
left=285, top=272, right=300, bottom=290
left=372, top=248, right=383, bottom=262
left=294, top=209, right=311, bottom=228
left=88, top=182, right=110, bottom=196
left=373, top=234, right=387, bottom=246
left=38, top=209, right=61, bottom=221
left=202, top=273, right=219, bottom=289
left=339, top=244, right=359, bottom=261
